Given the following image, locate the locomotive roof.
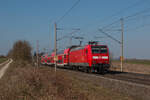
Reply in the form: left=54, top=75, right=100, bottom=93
left=70, top=45, right=84, bottom=51
left=68, top=45, right=81, bottom=49
left=70, top=44, right=108, bottom=51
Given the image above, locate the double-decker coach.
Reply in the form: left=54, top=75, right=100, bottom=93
left=41, top=54, right=48, bottom=65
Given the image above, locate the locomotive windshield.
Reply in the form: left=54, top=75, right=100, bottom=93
left=92, top=46, right=107, bottom=54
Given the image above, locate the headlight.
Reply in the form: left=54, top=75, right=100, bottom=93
left=93, top=56, right=98, bottom=59
left=102, top=56, right=108, bottom=59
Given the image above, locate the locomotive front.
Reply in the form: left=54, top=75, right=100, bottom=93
left=90, top=45, right=110, bottom=73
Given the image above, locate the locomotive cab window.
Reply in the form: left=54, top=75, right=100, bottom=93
left=92, top=46, right=107, bottom=54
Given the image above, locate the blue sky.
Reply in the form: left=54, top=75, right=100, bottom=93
left=0, top=0, right=150, bottom=59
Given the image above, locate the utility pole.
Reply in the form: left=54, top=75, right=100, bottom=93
left=120, top=18, right=124, bottom=72
left=54, top=22, right=57, bottom=72
left=36, top=40, right=39, bottom=67
left=98, top=18, right=124, bottom=72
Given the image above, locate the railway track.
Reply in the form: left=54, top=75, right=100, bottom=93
left=102, top=71, right=150, bottom=86
left=45, top=65, right=150, bottom=86
left=43, top=65, right=150, bottom=99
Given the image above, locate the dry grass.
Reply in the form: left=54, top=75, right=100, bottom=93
left=69, top=77, right=133, bottom=100
left=0, top=61, right=88, bottom=100
left=111, top=61, right=150, bottom=74
left=0, top=60, right=136, bottom=100
left=113, top=59, right=150, bottom=66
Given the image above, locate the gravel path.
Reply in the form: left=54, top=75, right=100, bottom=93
left=0, top=59, right=13, bottom=79
left=0, top=59, right=9, bottom=66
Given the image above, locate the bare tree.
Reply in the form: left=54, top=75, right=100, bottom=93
left=9, top=40, right=32, bottom=62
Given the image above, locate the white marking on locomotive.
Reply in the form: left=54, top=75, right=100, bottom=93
left=102, top=56, right=108, bottom=59
left=93, top=56, right=99, bottom=59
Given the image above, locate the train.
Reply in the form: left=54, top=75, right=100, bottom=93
left=41, top=41, right=110, bottom=74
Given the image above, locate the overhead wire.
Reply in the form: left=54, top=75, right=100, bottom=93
left=100, top=7, right=150, bottom=34
left=98, top=29, right=121, bottom=44
left=96, top=0, right=146, bottom=28
left=79, top=0, right=148, bottom=41
left=121, top=7, right=150, bottom=32
left=56, top=0, right=80, bottom=23
left=125, top=23, right=150, bottom=32
left=95, top=0, right=149, bottom=33
left=56, top=0, right=147, bottom=45
left=125, top=7, right=150, bottom=20
left=73, top=0, right=139, bottom=39
left=101, top=7, right=150, bottom=30
left=57, top=29, right=80, bottom=41
left=101, top=19, right=121, bottom=29
left=125, top=14, right=150, bottom=22
left=103, top=13, right=150, bottom=32
left=58, top=0, right=149, bottom=46
left=56, top=0, right=80, bottom=49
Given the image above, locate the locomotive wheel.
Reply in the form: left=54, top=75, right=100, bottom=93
left=83, top=67, right=88, bottom=73
left=71, top=66, right=74, bottom=70
left=98, top=67, right=105, bottom=75
left=86, top=68, right=92, bottom=73
left=73, top=66, right=76, bottom=70
left=76, top=66, right=79, bottom=71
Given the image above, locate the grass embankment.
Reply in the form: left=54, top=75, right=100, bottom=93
left=0, top=61, right=80, bottom=100
left=0, top=57, right=7, bottom=64
left=113, top=59, right=150, bottom=65
left=70, top=76, right=133, bottom=100
left=0, top=61, right=133, bottom=100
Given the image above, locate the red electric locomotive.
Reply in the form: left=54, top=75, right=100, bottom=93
left=68, top=41, right=110, bottom=73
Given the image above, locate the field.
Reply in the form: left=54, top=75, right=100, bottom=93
left=111, top=59, right=150, bottom=74
left=112, top=59, right=150, bottom=65
left=0, top=61, right=134, bottom=100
